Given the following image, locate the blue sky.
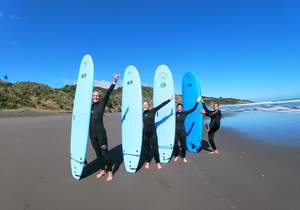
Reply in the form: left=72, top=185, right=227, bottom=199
left=0, top=0, right=299, bottom=100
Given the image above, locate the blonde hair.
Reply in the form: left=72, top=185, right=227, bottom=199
left=93, top=89, right=102, bottom=96
left=144, top=100, right=151, bottom=106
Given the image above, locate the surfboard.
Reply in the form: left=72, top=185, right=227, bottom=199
left=121, top=66, right=143, bottom=173
left=182, top=72, right=203, bottom=152
left=154, top=65, right=175, bottom=163
left=70, top=55, right=94, bottom=180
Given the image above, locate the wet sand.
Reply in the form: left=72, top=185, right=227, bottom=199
left=0, top=113, right=299, bottom=210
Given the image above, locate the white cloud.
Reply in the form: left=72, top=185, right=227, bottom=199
left=94, top=80, right=121, bottom=89
left=62, top=79, right=76, bottom=85
left=63, top=78, right=123, bottom=89
left=64, top=79, right=122, bottom=89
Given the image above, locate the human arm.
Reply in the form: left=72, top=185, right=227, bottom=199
left=153, top=96, right=174, bottom=113
left=102, top=74, right=119, bottom=107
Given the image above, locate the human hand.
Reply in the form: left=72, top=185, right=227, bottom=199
left=197, top=96, right=202, bottom=103
left=113, top=74, right=120, bottom=83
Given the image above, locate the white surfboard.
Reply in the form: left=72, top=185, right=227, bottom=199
left=154, top=65, right=176, bottom=163
left=70, top=55, right=94, bottom=180
left=121, top=66, right=143, bottom=173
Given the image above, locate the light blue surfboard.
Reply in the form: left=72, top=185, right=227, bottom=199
left=122, top=66, right=143, bottom=173
left=70, top=55, right=94, bottom=180
left=154, top=65, right=175, bottom=163
left=182, top=72, right=203, bottom=153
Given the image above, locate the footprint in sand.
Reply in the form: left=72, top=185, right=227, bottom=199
left=157, top=177, right=171, bottom=190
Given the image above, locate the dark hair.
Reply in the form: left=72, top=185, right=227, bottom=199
left=177, top=103, right=183, bottom=108
left=213, top=102, right=220, bottom=107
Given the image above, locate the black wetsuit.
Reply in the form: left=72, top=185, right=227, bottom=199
left=143, top=99, right=171, bottom=163
left=90, top=83, right=115, bottom=172
left=174, top=102, right=199, bottom=158
left=202, top=103, right=222, bottom=151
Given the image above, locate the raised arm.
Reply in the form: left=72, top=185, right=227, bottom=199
left=184, top=96, right=201, bottom=115
left=202, top=102, right=213, bottom=114
left=205, top=109, right=219, bottom=117
left=102, top=83, right=115, bottom=107
left=184, top=102, right=199, bottom=115
left=153, top=99, right=171, bottom=113
left=202, top=102, right=221, bottom=117
left=102, top=74, right=119, bottom=107
left=153, top=96, right=174, bottom=113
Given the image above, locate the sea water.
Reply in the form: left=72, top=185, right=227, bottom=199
left=218, top=99, right=300, bottom=147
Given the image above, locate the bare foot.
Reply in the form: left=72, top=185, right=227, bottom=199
left=174, top=156, right=179, bottom=162
left=210, top=150, right=219, bottom=155
left=183, top=158, right=188, bottom=163
left=106, top=172, right=113, bottom=182
left=157, top=163, right=162, bottom=170
left=96, top=170, right=105, bottom=179
left=145, top=162, right=150, bottom=169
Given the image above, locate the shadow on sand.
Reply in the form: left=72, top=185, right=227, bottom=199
left=81, top=144, right=123, bottom=179
left=135, top=138, right=213, bottom=172
left=200, top=139, right=213, bottom=152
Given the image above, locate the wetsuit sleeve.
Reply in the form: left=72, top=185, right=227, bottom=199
left=203, top=103, right=221, bottom=117
left=102, top=83, right=115, bottom=107
left=205, top=110, right=219, bottom=117
left=153, top=99, right=171, bottom=113
left=184, top=102, right=199, bottom=115
left=202, top=102, right=213, bottom=114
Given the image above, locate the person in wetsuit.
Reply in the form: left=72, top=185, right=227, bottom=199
left=200, top=98, right=222, bottom=154
left=90, top=74, right=119, bottom=181
left=143, top=96, right=174, bottom=170
left=174, top=96, right=201, bottom=162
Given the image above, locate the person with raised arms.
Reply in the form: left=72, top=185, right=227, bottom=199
left=174, top=96, right=202, bottom=162
left=143, top=96, right=174, bottom=170
left=200, top=98, right=222, bottom=154
left=89, top=74, right=119, bottom=181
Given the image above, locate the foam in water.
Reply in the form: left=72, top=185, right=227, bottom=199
left=221, top=99, right=300, bottom=113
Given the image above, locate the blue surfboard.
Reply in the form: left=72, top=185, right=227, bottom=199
left=182, top=72, right=203, bottom=152
left=70, top=55, right=94, bottom=180
left=122, top=66, right=143, bottom=173
left=154, top=65, right=175, bottom=163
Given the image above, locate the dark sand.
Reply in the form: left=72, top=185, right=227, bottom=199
left=0, top=113, right=299, bottom=210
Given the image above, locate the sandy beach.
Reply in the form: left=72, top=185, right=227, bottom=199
left=0, top=113, right=299, bottom=210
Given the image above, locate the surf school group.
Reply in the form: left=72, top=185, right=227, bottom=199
left=70, top=55, right=222, bottom=181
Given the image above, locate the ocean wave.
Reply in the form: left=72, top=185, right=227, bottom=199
left=221, top=99, right=300, bottom=107
left=220, top=100, right=300, bottom=113
left=254, top=107, right=300, bottom=113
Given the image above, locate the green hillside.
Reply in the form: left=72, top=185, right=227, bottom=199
left=0, top=80, right=252, bottom=113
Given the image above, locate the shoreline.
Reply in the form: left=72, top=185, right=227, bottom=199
left=221, top=125, right=300, bottom=149
left=0, top=109, right=71, bottom=118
